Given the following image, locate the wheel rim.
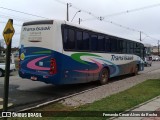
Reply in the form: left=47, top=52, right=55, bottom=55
left=101, top=70, right=108, bottom=82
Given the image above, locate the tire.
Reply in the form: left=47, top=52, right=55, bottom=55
left=0, top=69, right=4, bottom=77
left=133, top=65, right=138, bottom=76
left=99, top=68, right=109, bottom=85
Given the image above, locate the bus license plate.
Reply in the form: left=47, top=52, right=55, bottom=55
left=31, top=76, right=37, bottom=81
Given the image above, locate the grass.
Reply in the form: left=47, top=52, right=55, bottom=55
left=10, top=79, right=160, bottom=120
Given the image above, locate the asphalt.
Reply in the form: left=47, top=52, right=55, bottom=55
left=111, top=96, right=160, bottom=120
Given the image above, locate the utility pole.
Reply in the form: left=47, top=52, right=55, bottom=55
left=67, top=3, right=69, bottom=21
left=158, top=40, right=160, bottom=56
left=79, top=18, right=81, bottom=24
left=67, top=3, right=72, bottom=21
left=140, top=31, right=142, bottom=41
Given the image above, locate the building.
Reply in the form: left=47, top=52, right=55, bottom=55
left=152, top=46, right=160, bottom=56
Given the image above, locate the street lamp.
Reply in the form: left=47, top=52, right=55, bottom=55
left=71, top=10, right=81, bottom=22
left=67, top=3, right=72, bottom=21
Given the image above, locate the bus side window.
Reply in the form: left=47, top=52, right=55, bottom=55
left=110, top=38, right=117, bottom=53
left=77, top=31, right=89, bottom=51
left=77, top=31, right=83, bottom=50
left=97, top=36, right=105, bottom=51
left=91, top=34, right=98, bottom=51
left=105, top=37, right=111, bottom=52
left=68, top=29, right=75, bottom=50
left=117, top=40, right=123, bottom=53
left=63, top=28, right=68, bottom=49
left=83, top=32, right=89, bottom=50
left=133, top=42, right=137, bottom=54
left=126, top=41, right=130, bottom=54
left=130, top=42, right=134, bottom=54
left=122, top=41, right=127, bottom=53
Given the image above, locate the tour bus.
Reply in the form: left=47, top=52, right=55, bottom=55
left=19, top=19, right=144, bottom=85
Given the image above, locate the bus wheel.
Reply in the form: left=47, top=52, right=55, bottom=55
left=133, top=65, right=138, bottom=76
left=99, top=68, right=109, bottom=85
left=0, top=69, right=4, bottom=77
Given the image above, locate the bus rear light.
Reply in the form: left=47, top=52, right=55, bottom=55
left=50, top=58, right=57, bottom=74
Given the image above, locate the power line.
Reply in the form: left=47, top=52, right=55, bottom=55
left=0, top=14, right=31, bottom=22
left=0, top=11, right=33, bottom=22
left=0, top=21, right=22, bottom=27
left=82, top=3, right=160, bottom=22
left=103, top=19, right=159, bottom=41
left=142, top=32, right=159, bottom=41
left=104, top=20, right=139, bottom=32
left=103, top=3, right=160, bottom=18
left=53, top=0, right=66, bottom=5
left=0, top=6, right=49, bottom=19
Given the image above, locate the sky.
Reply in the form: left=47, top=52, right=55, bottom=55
left=0, top=0, right=160, bottom=47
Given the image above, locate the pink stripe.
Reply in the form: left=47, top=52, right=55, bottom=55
left=74, top=59, right=103, bottom=74
left=27, top=56, right=50, bottom=70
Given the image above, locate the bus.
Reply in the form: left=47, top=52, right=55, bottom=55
left=19, top=19, right=144, bottom=85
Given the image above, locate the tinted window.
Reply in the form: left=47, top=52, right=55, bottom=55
left=130, top=42, right=134, bottom=53
left=133, top=42, right=136, bottom=54
left=97, top=36, right=105, bottom=51
left=126, top=42, right=130, bottom=54
left=77, top=31, right=83, bottom=50
left=68, top=29, right=75, bottom=49
left=117, top=40, right=123, bottom=53
left=122, top=40, right=126, bottom=53
left=110, top=38, right=117, bottom=52
left=63, top=28, right=68, bottom=49
left=106, top=37, right=111, bottom=52
left=91, top=35, right=98, bottom=51
left=83, top=32, right=89, bottom=50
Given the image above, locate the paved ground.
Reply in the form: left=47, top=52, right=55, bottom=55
left=61, top=66, right=160, bottom=107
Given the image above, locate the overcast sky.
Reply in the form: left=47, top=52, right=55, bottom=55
left=0, top=0, right=160, bottom=47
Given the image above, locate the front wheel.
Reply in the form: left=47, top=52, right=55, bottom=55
left=99, top=68, right=109, bottom=85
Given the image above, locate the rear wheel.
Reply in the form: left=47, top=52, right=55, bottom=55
left=99, top=68, right=109, bottom=85
left=133, top=65, right=138, bottom=76
left=0, top=69, right=4, bottom=77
